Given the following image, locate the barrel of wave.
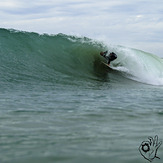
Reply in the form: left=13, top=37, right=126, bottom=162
left=108, top=45, right=163, bottom=85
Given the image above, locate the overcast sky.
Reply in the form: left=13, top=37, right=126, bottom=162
left=1, top=0, right=163, bottom=56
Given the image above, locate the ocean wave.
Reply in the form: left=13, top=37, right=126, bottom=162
left=0, top=28, right=163, bottom=86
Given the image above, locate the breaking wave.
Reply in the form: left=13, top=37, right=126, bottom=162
left=0, top=28, right=163, bottom=86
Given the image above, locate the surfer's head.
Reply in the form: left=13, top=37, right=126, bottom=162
left=100, top=51, right=108, bottom=56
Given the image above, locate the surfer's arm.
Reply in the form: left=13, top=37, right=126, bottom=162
left=100, top=51, right=108, bottom=57
left=103, top=51, right=108, bottom=57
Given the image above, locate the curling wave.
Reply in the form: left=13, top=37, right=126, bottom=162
left=0, top=28, right=163, bottom=86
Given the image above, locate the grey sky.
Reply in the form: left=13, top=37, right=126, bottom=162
left=1, top=0, right=163, bottom=56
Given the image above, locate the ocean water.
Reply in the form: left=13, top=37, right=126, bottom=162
left=0, top=28, right=163, bottom=163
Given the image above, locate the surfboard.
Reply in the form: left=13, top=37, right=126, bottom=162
left=102, top=62, right=113, bottom=69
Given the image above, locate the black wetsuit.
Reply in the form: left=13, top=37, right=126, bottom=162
left=103, top=52, right=117, bottom=64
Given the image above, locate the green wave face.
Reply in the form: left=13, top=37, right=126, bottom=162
left=0, top=28, right=163, bottom=86
left=0, top=28, right=105, bottom=85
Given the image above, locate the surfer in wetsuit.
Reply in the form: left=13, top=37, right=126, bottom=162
left=100, top=51, right=117, bottom=65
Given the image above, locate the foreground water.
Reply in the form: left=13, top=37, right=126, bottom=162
left=0, top=28, right=163, bottom=163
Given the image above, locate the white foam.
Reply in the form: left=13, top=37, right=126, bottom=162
left=108, top=45, right=163, bottom=85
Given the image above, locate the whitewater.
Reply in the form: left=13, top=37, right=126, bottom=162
left=0, top=28, right=163, bottom=163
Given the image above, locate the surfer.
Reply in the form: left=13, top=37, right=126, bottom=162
left=100, top=51, right=117, bottom=65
